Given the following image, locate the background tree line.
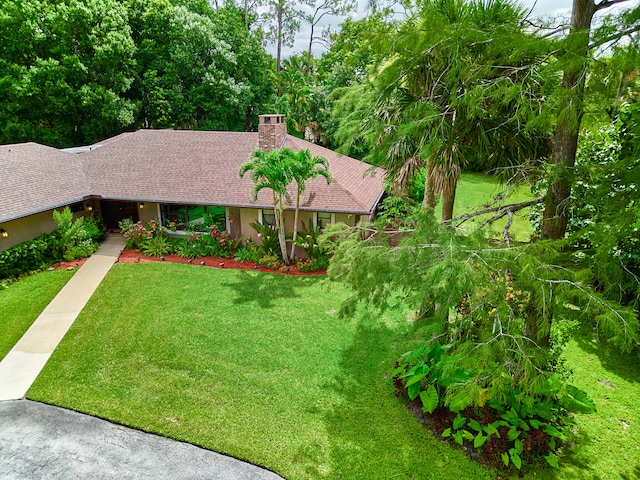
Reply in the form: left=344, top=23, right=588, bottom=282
left=0, top=0, right=273, bottom=147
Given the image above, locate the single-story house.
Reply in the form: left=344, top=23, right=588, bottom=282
left=0, top=114, right=385, bottom=251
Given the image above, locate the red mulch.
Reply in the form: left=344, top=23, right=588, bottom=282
left=116, top=249, right=326, bottom=276
left=49, top=258, right=88, bottom=270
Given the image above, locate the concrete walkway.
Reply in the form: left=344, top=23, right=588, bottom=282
left=0, top=236, right=285, bottom=479
left=0, top=235, right=125, bottom=401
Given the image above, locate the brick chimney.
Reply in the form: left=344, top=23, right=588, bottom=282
left=258, top=114, right=287, bottom=152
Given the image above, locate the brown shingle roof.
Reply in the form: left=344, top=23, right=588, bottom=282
left=1, top=129, right=385, bottom=223
left=0, top=143, right=89, bottom=223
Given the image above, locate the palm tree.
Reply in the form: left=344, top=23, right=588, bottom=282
left=361, top=0, right=549, bottom=222
left=286, top=148, right=331, bottom=261
left=239, top=149, right=293, bottom=264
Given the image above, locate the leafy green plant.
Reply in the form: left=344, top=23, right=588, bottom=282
left=250, top=222, right=281, bottom=257
left=294, top=220, right=331, bottom=261
left=173, top=235, right=207, bottom=259
left=393, top=340, right=596, bottom=470
left=0, top=232, right=60, bottom=280
left=297, top=256, right=330, bottom=272
left=234, top=241, right=262, bottom=263
left=376, top=195, right=419, bottom=229
left=53, top=206, right=99, bottom=261
left=141, top=235, right=172, bottom=257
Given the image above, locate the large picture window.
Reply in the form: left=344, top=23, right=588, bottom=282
left=161, top=204, right=226, bottom=232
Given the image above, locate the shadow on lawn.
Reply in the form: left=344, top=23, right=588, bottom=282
left=572, top=325, right=640, bottom=385
left=306, top=310, right=491, bottom=480
left=220, top=270, right=319, bottom=309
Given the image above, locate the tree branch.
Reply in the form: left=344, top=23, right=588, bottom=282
left=589, top=23, right=640, bottom=50
left=449, top=196, right=544, bottom=227
left=595, top=0, right=634, bottom=12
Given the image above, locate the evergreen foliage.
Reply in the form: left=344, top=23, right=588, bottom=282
left=323, top=209, right=638, bottom=466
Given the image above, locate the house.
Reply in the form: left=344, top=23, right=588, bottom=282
left=0, top=115, right=385, bottom=251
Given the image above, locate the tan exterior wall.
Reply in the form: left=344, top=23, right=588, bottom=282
left=239, top=208, right=261, bottom=242
left=0, top=205, right=91, bottom=251
left=335, top=213, right=357, bottom=227
left=228, top=207, right=241, bottom=238
left=138, top=203, right=160, bottom=224
left=1, top=202, right=370, bottom=253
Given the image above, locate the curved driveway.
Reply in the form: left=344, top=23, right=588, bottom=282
left=0, top=235, right=284, bottom=479
left=0, top=400, right=284, bottom=480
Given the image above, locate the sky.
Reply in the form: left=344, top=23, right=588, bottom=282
left=276, top=0, right=575, bottom=59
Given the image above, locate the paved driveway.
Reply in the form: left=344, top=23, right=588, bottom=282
left=0, top=400, right=284, bottom=480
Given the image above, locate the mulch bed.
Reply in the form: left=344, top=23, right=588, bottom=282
left=116, top=249, right=326, bottom=276
left=48, top=259, right=88, bottom=271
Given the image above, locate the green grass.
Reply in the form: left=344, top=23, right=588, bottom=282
left=547, top=328, right=640, bottom=480
left=443, top=173, right=535, bottom=242
left=26, top=263, right=640, bottom=479
left=0, top=269, right=76, bottom=360
left=28, top=263, right=490, bottom=480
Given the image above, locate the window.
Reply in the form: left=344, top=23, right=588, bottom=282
left=161, top=204, right=226, bottom=232
left=261, top=209, right=276, bottom=227
left=315, top=212, right=334, bottom=229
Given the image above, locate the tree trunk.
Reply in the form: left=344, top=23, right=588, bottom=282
left=441, top=177, right=457, bottom=222
left=307, top=23, right=314, bottom=73
left=290, top=187, right=301, bottom=261
left=276, top=2, right=283, bottom=73
left=524, top=288, right=551, bottom=350
left=541, top=0, right=596, bottom=239
left=276, top=198, right=289, bottom=265
left=423, top=158, right=436, bottom=211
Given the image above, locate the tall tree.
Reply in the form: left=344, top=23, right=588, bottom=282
left=288, top=149, right=331, bottom=261
left=540, top=0, right=640, bottom=239
left=239, top=149, right=293, bottom=264
left=262, top=0, right=303, bottom=73
left=343, top=0, right=549, bottom=221
left=127, top=0, right=251, bottom=130
left=302, top=0, right=356, bottom=70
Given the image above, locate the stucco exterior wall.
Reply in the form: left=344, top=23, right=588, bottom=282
left=335, top=213, right=357, bottom=227
left=138, top=203, right=160, bottom=224
left=239, top=208, right=261, bottom=242
left=0, top=206, right=90, bottom=251
left=228, top=207, right=241, bottom=238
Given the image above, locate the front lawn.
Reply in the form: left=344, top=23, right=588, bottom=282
left=0, top=269, right=76, bottom=360
left=554, top=329, right=640, bottom=479
left=27, top=263, right=490, bottom=479
left=26, top=262, right=640, bottom=479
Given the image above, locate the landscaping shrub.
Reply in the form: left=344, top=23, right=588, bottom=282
left=250, top=222, right=281, bottom=257
left=141, top=235, right=173, bottom=257
left=258, top=255, right=281, bottom=270
left=297, top=256, right=329, bottom=272
left=53, top=206, right=101, bottom=261
left=119, top=218, right=163, bottom=249
left=292, top=221, right=332, bottom=271
left=392, top=341, right=594, bottom=472
left=174, top=234, right=207, bottom=259
left=0, top=232, right=59, bottom=280
left=233, top=239, right=262, bottom=263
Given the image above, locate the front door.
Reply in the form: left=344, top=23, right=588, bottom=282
left=101, top=200, right=139, bottom=230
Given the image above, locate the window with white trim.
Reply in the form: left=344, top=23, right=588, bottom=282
left=261, top=209, right=276, bottom=227
left=314, top=212, right=334, bottom=229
